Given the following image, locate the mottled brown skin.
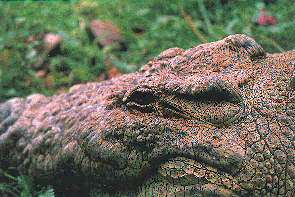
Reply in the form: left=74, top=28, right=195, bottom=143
left=0, top=34, right=294, bottom=196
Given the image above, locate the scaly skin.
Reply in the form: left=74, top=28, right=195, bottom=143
left=0, top=34, right=294, bottom=196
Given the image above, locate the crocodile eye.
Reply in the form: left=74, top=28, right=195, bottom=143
left=127, top=90, right=155, bottom=106
left=123, top=88, right=157, bottom=111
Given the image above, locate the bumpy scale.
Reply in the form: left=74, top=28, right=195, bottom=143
left=0, top=34, right=294, bottom=196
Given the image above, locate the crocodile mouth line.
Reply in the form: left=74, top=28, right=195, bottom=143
left=152, top=144, right=243, bottom=177
left=151, top=145, right=243, bottom=191
left=155, top=156, right=241, bottom=196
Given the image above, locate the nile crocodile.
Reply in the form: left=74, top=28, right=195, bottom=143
left=0, top=34, right=294, bottom=196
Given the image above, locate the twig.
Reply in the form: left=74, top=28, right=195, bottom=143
left=196, top=0, right=214, bottom=36
left=179, top=6, right=208, bottom=43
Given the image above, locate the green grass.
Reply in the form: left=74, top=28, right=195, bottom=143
left=0, top=169, right=55, bottom=197
left=0, top=0, right=294, bottom=195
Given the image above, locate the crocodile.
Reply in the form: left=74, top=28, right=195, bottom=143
left=0, top=34, right=294, bottom=196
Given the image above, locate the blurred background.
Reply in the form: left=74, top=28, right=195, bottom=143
left=1, top=0, right=295, bottom=102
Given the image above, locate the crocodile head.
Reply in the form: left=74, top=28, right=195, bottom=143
left=72, top=35, right=294, bottom=196
left=1, top=34, right=294, bottom=196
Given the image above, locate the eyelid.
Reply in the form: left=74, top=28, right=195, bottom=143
left=126, top=102, right=155, bottom=112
